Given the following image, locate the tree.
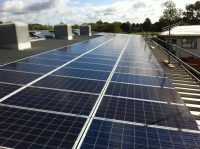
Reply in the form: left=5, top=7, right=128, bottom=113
left=152, top=21, right=163, bottom=32
left=28, top=24, right=53, bottom=30
left=160, top=0, right=182, bottom=25
left=112, top=23, right=123, bottom=33
left=142, top=18, right=152, bottom=32
left=120, top=22, right=131, bottom=33
left=96, top=20, right=103, bottom=24
left=131, top=23, right=137, bottom=32
left=72, top=24, right=79, bottom=29
left=183, top=1, right=200, bottom=24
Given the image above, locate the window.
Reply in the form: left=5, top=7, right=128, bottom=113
left=182, top=38, right=197, bottom=49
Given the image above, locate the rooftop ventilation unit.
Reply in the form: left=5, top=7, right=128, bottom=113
left=80, top=25, right=92, bottom=36
left=54, top=23, right=73, bottom=40
left=0, top=21, right=31, bottom=50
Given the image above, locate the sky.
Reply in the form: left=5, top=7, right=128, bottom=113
left=0, top=0, right=198, bottom=25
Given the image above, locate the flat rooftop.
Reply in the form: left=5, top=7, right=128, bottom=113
left=0, top=34, right=199, bottom=149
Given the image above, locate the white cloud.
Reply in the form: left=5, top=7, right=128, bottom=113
left=0, top=0, right=198, bottom=25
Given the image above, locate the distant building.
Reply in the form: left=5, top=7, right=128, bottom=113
left=54, top=23, right=73, bottom=40
left=160, top=25, right=200, bottom=58
left=0, top=21, right=31, bottom=50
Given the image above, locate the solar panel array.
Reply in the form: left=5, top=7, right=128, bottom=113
left=0, top=34, right=199, bottom=149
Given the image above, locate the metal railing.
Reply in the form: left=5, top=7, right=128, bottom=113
left=148, top=36, right=200, bottom=84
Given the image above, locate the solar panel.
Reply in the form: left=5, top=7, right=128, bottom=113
left=0, top=69, right=41, bottom=84
left=53, top=67, right=110, bottom=80
left=34, top=76, right=106, bottom=93
left=0, top=106, right=86, bottom=149
left=35, top=53, right=75, bottom=61
left=19, top=57, right=67, bottom=67
left=3, top=87, right=98, bottom=116
left=76, top=57, right=116, bottom=65
left=112, top=73, right=172, bottom=87
left=105, top=82, right=181, bottom=102
left=116, top=66, right=166, bottom=77
left=0, top=34, right=199, bottom=149
left=1, top=63, right=55, bottom=74
left=96, top=96, right=197, bottom=129
left=81, top=119, right=200, bottom=149
left=0, top=83, right=21, bottom=98
left=66, top=61, right=113, bottom=71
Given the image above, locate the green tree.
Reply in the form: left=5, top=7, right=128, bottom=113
left=72, top=24, right=80, bottom=29
left=183, top=1, right=200, bottom=24
left=131, top=23, right=136, bottom=32
left=152, top=21, right=163, bottom=32
left=160, top=0, right=182, bottom=25
left=121, top=22, right=131, bottom=33
left=96, top=20, right=103, bottom=24
left=142, top=18, right=152, bottom=32
left=112, top=22, right=122, bottom=33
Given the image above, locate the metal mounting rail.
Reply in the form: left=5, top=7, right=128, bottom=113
left=148, top=36, right=200, bottom=84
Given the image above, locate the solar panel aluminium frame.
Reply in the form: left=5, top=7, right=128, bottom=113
left=0, top=34, right=121, bottom=103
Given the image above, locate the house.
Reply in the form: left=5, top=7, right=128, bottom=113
left=159, top=25, right=200, bottom=58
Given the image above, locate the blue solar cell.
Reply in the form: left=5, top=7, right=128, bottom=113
left=1, top=63, right=55, bottom=74
left=0, top=83, right=21, bottom=99
left=19, top=58, right=66, bottom=66
left=3, top=87, right=98, bottom=116
left=53, top=67, right=110, bottom=80
left=83, top=54, right=118, bottom=61
left=77, top=57, right=116, bottom=65
left=0, top=106, right=86, bottom=149
left=106, top=82, right=183, bottom=103
left=34, top=76, right=105, bottom=93
left=81, top=119, right=200, bottom=149
left=96, top=96, right=198, bottom=129
left=66, top=62, right=113, bottom=71
left=0, top=69, right=41, bottom=84
left=112, top=73, right=172, bottom=87
left=116, top=66, right=166, bottom=77
left=35, top=54, right=75, bottom=61
left=118, top=61, right=162, bottom=70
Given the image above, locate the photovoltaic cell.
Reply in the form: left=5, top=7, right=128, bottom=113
left=0, top=83, right=21, bottom=99
left=83, top=54, right=118, bottom=61
left=96, top=96, right=198, bottom=129
left=118, top=62, right=162, bottom=70
left=112, top=73, right=173, bottom=87
left=77, top=57, right=116, bottom=65
left=81, top=119, right=200, bottom=149
left=0, top=106, right=86, bottom=149
left=1, top=63, right=55, bottom=74
left=116, top=66, right=166, bottom=77
left=66, top=62, right=113, bottom=71
left=35, top=54, right=75, bottom=61
left=106, top=82, right=183, bottom=103
left=34, top=76, right=105, bottom=93
left=53, top=67, right=110, bottom=80
left=3, top=87, right=98, bottom=116
left=0, top=69, right=41, bottom=84
left=19, top=58, right=67, bottom=67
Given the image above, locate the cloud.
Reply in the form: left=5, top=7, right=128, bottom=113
left=0, top=0, right=198, bottom=25
left=132, top=2, right=146, bottom=9
left=25, top=0, right=56, bottom=12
